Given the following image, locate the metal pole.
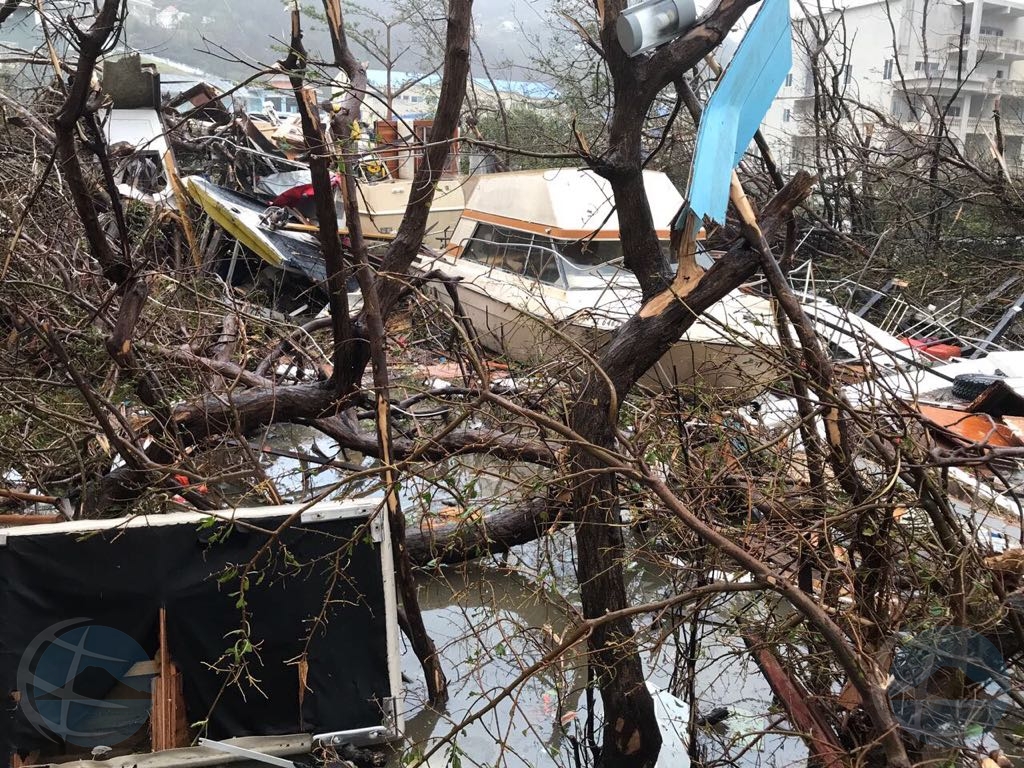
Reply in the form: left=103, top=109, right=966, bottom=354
left=970, top=289, right=1024, bottom=358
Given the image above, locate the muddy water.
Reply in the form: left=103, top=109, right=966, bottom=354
left=395, top=549, right=807, bottom=768
left=258, top=426, right=805, bottom=767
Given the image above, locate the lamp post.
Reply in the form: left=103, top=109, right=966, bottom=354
left=616, top=0, right=698, bottom=57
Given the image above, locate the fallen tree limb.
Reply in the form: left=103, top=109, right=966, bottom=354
left=141, top=341, right=272, bottom=389
left=308, top=414, right=560, bottom=466
left=0, top=488, right=60, bottom=506
left=405, top=496, right=564, bottom=567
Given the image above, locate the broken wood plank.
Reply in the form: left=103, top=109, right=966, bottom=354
left=917, top=404, right=1021, bottom=449
left=0, top=512, right=64, bottom=525
left=150, top=608, right=189, bottom=751
left=743, top=633, right=848, bottom=768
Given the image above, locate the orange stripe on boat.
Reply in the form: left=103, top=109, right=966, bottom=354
left=461, top=209, right=703, bottom=241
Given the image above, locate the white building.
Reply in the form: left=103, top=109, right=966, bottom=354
left=154, top=4, right=187, bottom=29
left=762, top=0, right=1024, bottom=169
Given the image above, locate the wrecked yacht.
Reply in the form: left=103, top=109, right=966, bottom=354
left=415, top=168, right=782, bottom=399
left=183, top=170, right=460, bottom=305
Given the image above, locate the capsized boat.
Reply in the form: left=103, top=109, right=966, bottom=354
left=415, top=168, right=781, bottom=400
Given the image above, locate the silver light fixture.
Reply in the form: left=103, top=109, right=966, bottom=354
left=616, top=0, right=698, bottom=57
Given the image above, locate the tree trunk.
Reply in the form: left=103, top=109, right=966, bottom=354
left=571, top=400, right=661, bottom=767
left=568, top=173, right=816, bottom=768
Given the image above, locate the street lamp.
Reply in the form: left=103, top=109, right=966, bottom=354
left=616, top=0, right=698, bottom=57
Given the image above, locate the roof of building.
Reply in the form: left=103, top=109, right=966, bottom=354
left=363, top=68, right=558, bottom=101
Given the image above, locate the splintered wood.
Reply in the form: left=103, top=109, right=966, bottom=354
left=150, top=608, right=188, bottom=751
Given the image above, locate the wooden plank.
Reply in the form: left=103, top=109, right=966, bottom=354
left=743, top=634, right=848, bottom=768
left=917, top=404, right=1021, bottom=448
left=151, top=608, right=189, bottom=751
left=0, top=513, right=64, bottom=526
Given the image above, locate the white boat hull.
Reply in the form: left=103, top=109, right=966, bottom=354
left=433, top=273, right=780, bottom=402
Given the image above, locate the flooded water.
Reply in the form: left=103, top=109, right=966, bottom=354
left=254, top=425, right=808, bottom=767
left=394, top=550, right=807, bottom=768
left=248, top=422, right=1024, bottom=768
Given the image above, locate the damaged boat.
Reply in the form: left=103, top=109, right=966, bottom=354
left=416, top=168, right=782, bottom=399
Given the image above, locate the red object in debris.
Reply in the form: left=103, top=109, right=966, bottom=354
left=270, top=174, right=341, bottom=208
left=917, top=404, right=1022, bottom=448
left=900, top=337, right=962, bottom=361
left=172, top=474, right=208, bottom=494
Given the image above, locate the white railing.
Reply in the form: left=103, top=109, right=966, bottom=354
left=948, top=33, right=1024, bottom=55
left=963, top=116, right=1024, bottom=135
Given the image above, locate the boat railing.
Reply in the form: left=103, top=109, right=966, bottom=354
left=776, top=262, right=1018, bottom=359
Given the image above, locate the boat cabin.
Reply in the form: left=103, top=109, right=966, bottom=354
left=443, top=169, right=707, bottom=289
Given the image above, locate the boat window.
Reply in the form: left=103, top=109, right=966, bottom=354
left=496, top=229, right=535, bottom=275
left=461, top=223, right=500, bottom=267
left=558, top=238, right=714, bottom=279
left=523, top=238, right=562, bottom=285
left=461, top=224, right=564, bottom=285
left=561, top=239, right=623, bottom=268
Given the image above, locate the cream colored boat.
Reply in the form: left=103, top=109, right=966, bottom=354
left=356, top=177, right=465, bottom=248
left=415, top=168, right=782, bottom=400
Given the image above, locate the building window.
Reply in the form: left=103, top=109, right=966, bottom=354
left=785, top=72, right=793, bottom=87
left=914, top=60, right=940, bottom=75
left=783, top=108, right=791, bottom=122
left=844, top=64, right=852, bottom=84
left=997, top=69, right=1005, bottom=79
left=947, top=105, right=962, bottom=117
left=980, top=25, right=1004, bottom=36
left=883, top=59, right=893, bottom=80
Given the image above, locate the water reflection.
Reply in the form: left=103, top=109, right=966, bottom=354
left=395, top=554, right=807, bottom=768
left=400, top=563, right=583, bottom=768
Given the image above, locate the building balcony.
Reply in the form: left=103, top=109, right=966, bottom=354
left=899, top=72, right=1024, bottom=96
left=967, top=0, right=1024, bottom=18
left=962, top=116, right=1024, bottom=135
left=948, top=32, right=1024, bottom=59
left=989, top=77, right=1024, bottom=95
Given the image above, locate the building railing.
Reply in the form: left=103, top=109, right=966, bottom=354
left=962, top=116, right=1024, bottom=135
left=989, top=77, right=1024, bottom=95
left=948, top=33, right=1024, bottom=55
left=899, top=71, right=1024, bottom=95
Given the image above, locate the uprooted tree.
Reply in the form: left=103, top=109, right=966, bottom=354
left=3, top=1, right=1024, bottom=767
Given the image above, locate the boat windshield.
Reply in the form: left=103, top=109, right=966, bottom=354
left=558, top=240, right=643, bottom=285
left=458, top=222, right=712, bottom=290
left=557, top=238, right=715, bottom=287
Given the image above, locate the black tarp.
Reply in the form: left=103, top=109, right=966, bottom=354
left=0, top=510, right=391, bottom=763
